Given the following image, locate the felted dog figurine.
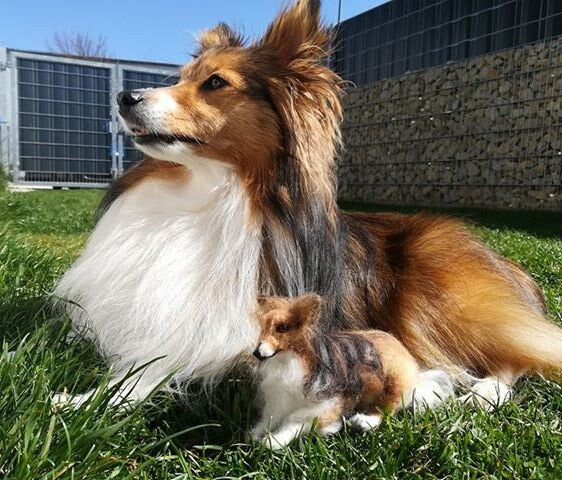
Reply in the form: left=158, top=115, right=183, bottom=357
left=252, top=294, right=420, bottom=449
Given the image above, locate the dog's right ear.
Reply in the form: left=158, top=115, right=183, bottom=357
left=256, top=296, right=281, bottom=313
left=196, top=22, right=245, bottom=56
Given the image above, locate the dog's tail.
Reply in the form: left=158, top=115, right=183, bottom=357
left=404, top=303, right=562, bottom=410
left=400, top=242, right=562, bottom=380
left=484, top=257, right=562, bottom=377
left=427, top=283, right=562, bottom=380
left=479, top=302, right=562, bottom=376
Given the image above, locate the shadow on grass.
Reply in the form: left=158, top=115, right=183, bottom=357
left=144, top=375, right=257, bottom=450
left=0, top=296, right=55, bottom=341
left=340, top=202, right=562, bottom=239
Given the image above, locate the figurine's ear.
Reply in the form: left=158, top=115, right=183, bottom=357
left=292, top=293, right=323, bottom=324
left=256, top=296, right=281, bottom=313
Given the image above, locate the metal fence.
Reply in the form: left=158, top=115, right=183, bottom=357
left=0, top=48, right=179, bottom=187
left=334, top=0, right=562, bottom=86
left=122, top=70, right=179, bottom=170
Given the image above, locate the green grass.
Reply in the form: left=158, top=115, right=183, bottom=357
left=0, top=190, right=560, bottom=480
left=0, top=168, right=7, bottom=192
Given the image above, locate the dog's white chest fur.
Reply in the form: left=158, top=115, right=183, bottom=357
left=253, top=352, right=343, bottom=448
left=259, top=352, right=307, bottom=393
left=56, top=159, right=262, bottom=387
left=257, top=352, right=310, bottom=416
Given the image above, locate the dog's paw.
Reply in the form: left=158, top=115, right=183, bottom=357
left=459, top=377, right=511, bottom=411
left=260, top=432, right=288, bottom=450
left=411, top=369, right=455, bottom=411
left=349, top=413, right=382, bottom=431
left=51, top=391, right=73, bottom=411
left=249, top=417, right=276, bottom=442
left=319, top=420, right=342, bottom=436
left=50, top=390, right=90, bottom=410
left=260, top=423, right=304, bottom=450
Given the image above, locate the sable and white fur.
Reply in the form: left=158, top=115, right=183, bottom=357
left=54, top=0, right=562, bottom=410
left=251, top=294, right=421, bottom=449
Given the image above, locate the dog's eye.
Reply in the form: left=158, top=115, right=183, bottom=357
left=202, top=74, right=228, bottom=91
left=276, top=323, right=291, bottom=333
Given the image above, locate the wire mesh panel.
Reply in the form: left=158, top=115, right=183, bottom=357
left=17, top=58, right=112, bottom=184
left=339, top=36, right=562, bottom=210
left=121, top=70, right=179, bottom=170
left=334, top=0, right=562, bottom=86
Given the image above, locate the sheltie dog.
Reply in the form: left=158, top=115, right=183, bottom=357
left=252, top=294, right=420, bottom=449
left=54, top=0, right=562, bottom=409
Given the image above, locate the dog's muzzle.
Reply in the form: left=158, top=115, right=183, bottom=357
left=253, top=348, right=265, bottom=361
left=253, top=343, right=277, bottom=361
left=117, top=90, right=144, bottom=117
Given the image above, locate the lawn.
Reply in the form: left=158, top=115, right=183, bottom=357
left=0, top=188, right=561, bottom=479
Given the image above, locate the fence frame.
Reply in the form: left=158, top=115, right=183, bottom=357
left=1, top=48, right=179, bottom=188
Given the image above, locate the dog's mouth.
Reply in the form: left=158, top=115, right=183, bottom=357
left=130, top=127, right=201, bottom=146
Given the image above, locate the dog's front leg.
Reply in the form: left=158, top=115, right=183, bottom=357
left=51, top=373, right=162, bottom=410
left=261, top=422, right=309, bottom=450
left=251, top=395, right=285, bottom=440
left=260, top=398, right=343, bottom=449
left=251, top=416, right=276, bottom=441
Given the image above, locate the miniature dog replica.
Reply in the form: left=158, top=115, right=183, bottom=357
left=252, top=294, right=420, bottom=449
left=54, top=0, right=562, bottom=410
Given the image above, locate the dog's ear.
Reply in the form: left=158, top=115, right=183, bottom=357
left=292, top=293, right=323, bottom=325
left=256, top=296, right=281, bottom=313
left=256, top=0, right=342, bottom=195
left=259, top=0, right=329, bottom=65
left=257, top=296, right=269, bottom=307
left=196, top=22, right=244, bottom=56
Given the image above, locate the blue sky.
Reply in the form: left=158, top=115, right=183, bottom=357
left=2, top=1, right=388, bottom=65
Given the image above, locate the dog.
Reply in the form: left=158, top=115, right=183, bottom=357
left=54, top=0, right=562, bottom=409
left=252, top=294, right=420, bottom=449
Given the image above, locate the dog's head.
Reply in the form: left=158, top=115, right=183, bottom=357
left=117, top=0, right=342, bottom=199
left=253, top=293, right=322, bottom=361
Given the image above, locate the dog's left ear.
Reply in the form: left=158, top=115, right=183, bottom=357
left=196, top=22, right=245, bottom=56
left=292, top=293, right=323, bottom=324
left=258, top=0, right=342, bottom=190
left=257, top=296, right=270, bottom=308
left=259, top=0, right=329, bottom=65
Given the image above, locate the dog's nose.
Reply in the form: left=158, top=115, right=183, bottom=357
left=117, top=90, right=143, bottom=115
left=253, top=348, right=264, bottom=361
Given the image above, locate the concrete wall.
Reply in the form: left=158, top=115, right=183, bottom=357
left=339, top=37, right=562, bottom=211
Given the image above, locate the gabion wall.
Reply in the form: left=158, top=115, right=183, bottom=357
left=339, top=37, right=562, bottom=210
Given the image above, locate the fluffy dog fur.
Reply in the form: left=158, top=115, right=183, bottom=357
left=55, top=0, right=562, bottom=409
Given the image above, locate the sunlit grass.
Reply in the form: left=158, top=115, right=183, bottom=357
left=0, top=190, right=560, bottom=479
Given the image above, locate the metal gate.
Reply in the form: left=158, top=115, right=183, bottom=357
left=120, top=67, right=179, bottom=171
left=0, top=48, right=179, bottom=187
